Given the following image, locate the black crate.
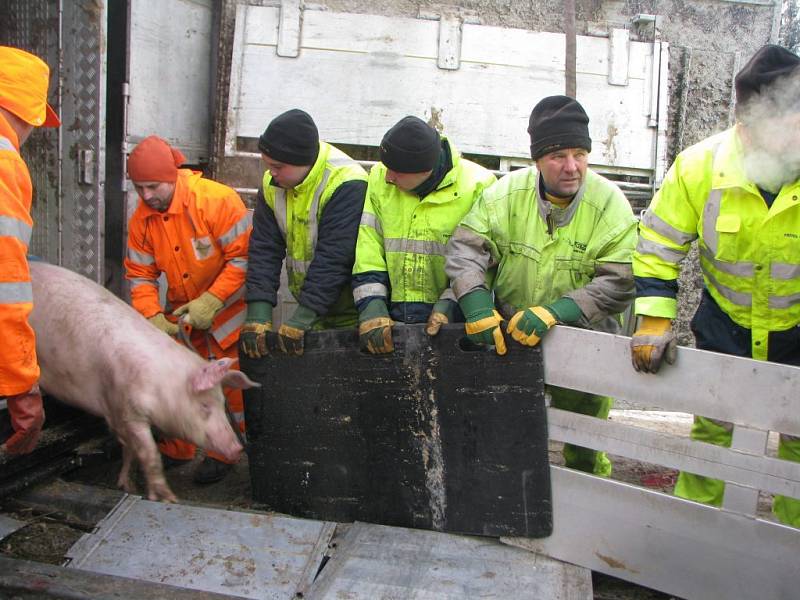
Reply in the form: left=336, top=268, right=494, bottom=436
left=241, top=323, right=551, bottom=538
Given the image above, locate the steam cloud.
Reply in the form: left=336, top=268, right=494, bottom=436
left=738, top=70, right=800, bottom=193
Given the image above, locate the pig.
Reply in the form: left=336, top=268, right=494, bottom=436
left=28, top=261, right=257, bottom=502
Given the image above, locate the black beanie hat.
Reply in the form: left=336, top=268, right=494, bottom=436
left=528, top=95, right=592, bottom=160
left=258, top=109, right=320, bottom=166
left=735, top=45, right=800, bottom=115
left=380, top=116, right=441, bottom=173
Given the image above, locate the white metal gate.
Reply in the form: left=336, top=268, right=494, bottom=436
left=505, top=327, right=800, bottom=600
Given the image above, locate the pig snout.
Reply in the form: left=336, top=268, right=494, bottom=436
left=204, top=416, right=244, bottom=462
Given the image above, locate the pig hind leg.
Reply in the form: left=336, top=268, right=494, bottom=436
left=123, top=421, right=178, bottom=503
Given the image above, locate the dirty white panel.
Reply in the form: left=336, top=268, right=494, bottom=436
left=228, top=7, right=658, bottom=170
left=127, top=0, right=213, bottom=162
left=505, top=467, right=800, bottom=600
left=308, top=522, right=592, bottom=599
left=66, top=495, right=335, bottom=599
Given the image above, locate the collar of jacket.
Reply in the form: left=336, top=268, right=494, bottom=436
left=288, top=142, right=329, bottom=196
left=535, top=169, right=586, bottom=229
left=0, top=112, right=21, bottom=151
left=137, top=168, right=201, bottom=217
left=402, top=137, right=462, bottom=204
left=710, top=126, right=759, bottom=194
left=432, top=137, right=461, bottom=191
left=411, top=138, right=453, bottom=198
left=710, top=126, right=800, bottom=203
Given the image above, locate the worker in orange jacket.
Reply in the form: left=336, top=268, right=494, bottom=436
left=124, top=135, right=251, bottom=484
left=0, top=46, right=60, bottom=455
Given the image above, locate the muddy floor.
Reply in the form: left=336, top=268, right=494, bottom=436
left=4, top=409, right=782, bottom=598
left=1, top=435, right=688, bottom=599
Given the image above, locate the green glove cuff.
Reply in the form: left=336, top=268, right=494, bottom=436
left=359, top=298, right=390, bottom=323
left=545, top=297, right=582, bottom=324
left=245, top=301, right=273, bottom=323
left=459, top=288, right=495, bottom=321
left=431, top=298, right=458, bottom=319
left=286, top=304, right=318, bottom=331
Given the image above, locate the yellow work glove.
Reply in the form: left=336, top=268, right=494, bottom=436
left=239, top=301, right=273, bottom=359
left=172, top=291, right=224, bottom=330
left=506, top=298, right=582, bottom=347
left=459, top=288, right=507, bottom=356
left=277, top=305, right=318, bottom=356
left=630, top=316, right=677, bottom=373
left=148, top=312, right=179, bottom=336
left=358, top=299, right=394, bottom=354
left=425, top=299, right=458, bottom=336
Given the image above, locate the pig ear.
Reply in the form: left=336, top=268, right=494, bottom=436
left=190, top=357, right=236, bottom=393
left=221, top=370, right=262, bottom=390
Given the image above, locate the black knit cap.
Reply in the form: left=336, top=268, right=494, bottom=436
left=528, top=95, right=591, bottom=160
left=380, top=116, right=441, bottom=173
left=735, top=44, right=800, bottom=116
left=258, top=109, right=320, bottom=166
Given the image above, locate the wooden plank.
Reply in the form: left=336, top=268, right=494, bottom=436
left=437, top=16, right=462, bottom=70
left=542, top=326, right=800, bottom=437
left=503, top=467, right=800, bottom=600
left=277, top=0, right=301, bottom=57
left=227, top=8, right=658, bottom=168
left=235, top=46, right=654, bottom=166
left=547, top=408, right=800, bottom=499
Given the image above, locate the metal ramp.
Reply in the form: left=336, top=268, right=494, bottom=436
left=64, top=495, right=590, bottom=599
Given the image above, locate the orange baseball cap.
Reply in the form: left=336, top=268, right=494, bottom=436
left=0, top=46, right=60, bottom=127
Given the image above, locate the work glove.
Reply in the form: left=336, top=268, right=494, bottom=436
left=3, top=385, right=44, bottom=455
left=172, top=291, right=224, bottom=330
left=239, top=301, right=273, bottom=359
left=630, top=315, right=677, bottom=373
left=506, top=297, right=582, bottom=347
left=459, top=288, right=507, bottom=356
left=148, top=312, right=179, bottom=337
left=425, top=298, right=458, bottom=336
left=277, top=305, right=318, bottom=356
left=358, top=299, right=394, bottom=354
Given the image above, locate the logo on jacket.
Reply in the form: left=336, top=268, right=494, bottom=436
left=193, top=238, right=212, bottom=258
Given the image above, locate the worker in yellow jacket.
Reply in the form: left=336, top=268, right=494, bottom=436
left=0, top=46, right=60, bottom=455
left=631, top=44, right=800, bottom=527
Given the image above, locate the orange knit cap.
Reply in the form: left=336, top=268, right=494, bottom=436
left=127, top=136, right=187, bottom=183
left=0, top=46, right=60, bottom=127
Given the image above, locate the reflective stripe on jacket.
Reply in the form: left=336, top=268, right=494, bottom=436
left=446, top=166, right=637, bottom=330
left=352, top=138, right=496, bottom=323
left=0, top=115, right=38, bottom=395
left=125, top=169, right=250, bottom=349
left=261, top=141, right=368, bottom=328
left=633, top=126, right=800, bottom=360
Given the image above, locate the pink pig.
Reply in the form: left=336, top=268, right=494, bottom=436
left=28, top=261, right=256, bottom=502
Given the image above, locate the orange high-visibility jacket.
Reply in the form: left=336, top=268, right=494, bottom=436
left=0, top=113, right=38, bottom=396
left=125, top=169, right=251, bottom=349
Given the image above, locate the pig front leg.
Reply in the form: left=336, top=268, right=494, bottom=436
left=116, top=438, right=137, bottom=494
left=124, top=421, right=178, bottom=503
